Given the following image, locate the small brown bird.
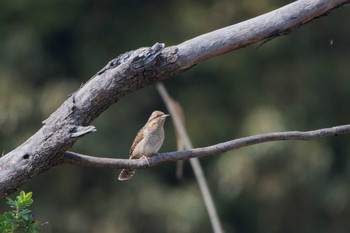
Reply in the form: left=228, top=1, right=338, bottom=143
left=118, top=111, right=169, bottom=181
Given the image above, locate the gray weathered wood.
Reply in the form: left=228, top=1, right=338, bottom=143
left=62, top=124, right=350, bottom=168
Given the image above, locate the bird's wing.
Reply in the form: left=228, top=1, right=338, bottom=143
left=129, top=126, right=145, bottom=156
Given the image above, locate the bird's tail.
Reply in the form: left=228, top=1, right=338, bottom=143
left=118, top=169, right=135, bottom=181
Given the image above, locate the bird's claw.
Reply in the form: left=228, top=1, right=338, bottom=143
left=140, top=155, right=150, bottom=166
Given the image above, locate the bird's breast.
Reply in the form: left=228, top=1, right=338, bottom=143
left=131, top=130, right=164, bottom=158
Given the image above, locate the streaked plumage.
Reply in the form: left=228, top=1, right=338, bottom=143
left=118, top=111, right=169, bottom=181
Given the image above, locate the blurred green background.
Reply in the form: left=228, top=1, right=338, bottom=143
left=1, top=0, right=350, bottom=232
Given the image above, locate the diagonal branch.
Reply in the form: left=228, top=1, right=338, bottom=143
left=176, top=0, right=350, bottom=69
left=0, top=0, right=348, bottom=199
left=156, top=83, right=224, bottom=233
left=62, top=124, right=350, bottom=169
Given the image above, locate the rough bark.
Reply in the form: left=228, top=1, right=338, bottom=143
left=0, top=0, right=349, bottom=199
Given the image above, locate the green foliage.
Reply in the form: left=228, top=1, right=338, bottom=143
left=0, top=191, right=39, bottom=233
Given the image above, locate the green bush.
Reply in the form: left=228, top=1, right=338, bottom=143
left=0, top=191, right=39, bottom=233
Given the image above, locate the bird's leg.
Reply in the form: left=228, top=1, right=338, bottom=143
left=140, top=155, right=150, bottom=166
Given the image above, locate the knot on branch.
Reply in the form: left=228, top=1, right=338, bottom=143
left=131, top=42, right=165, bottom=69
left=69, top=125, right=97, bottom=138
left=96, top=42, right=165, bottom=76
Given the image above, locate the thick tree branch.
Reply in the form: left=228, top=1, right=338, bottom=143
left=62, top=124, right=350, bottom=169
left=177, top=0, right=350, bottom=69
left=0, top=0, right=348, bottom=199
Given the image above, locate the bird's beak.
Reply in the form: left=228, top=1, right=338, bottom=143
left=163, top=114, right=170, bottom=118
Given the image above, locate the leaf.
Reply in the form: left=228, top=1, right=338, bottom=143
left=24, top=221, right=39, bottom=233
left=20, top=191, right=25, bottom=200
left=19, top=209, right=32, bottom=215
left=3, top=212, right=14, bottom=219
left=22, top=199, right=33, bottom=207
left=6, top=198, right=16, bottom=208
left=22, top=214, right=29, bottom=221
left=24, top=192, right=33, bottom=200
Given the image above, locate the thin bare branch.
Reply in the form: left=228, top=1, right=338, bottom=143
left=62, top=124, right=350, bottom=169
left=156, top=83, right=224, bottom=233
